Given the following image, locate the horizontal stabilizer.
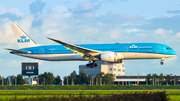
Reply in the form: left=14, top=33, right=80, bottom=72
left=5, top=48, right=31, bottom=53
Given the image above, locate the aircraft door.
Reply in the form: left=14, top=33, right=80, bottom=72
left=157, top=46, right=161, bottom=52
left=39, top=48, right=44, bottom=54
left=124, top=46, right=128, bottom=52
left=123, top=46, right=129, bottom=58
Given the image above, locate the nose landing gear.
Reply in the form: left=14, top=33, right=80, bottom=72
left=160, top=58, right=165, bottom=65
left=160, top=62, right=164, bottom=65
left=86, top=61, right=98, bottom=68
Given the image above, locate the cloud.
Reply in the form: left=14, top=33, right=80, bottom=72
left=154, top=28, right=172, bottom=39
left=138, top=15, right=180, bottom=33
left=167, top=10, right=180, bottom=14
left=109, top=28, right=123, bottom=39
left=165, top=56, right=177, bottom=65
left=40, top=4, right=146, bottom=44
left=71, top=2, right=99, bottom=18
left=134, top=28, right=180, bottom=44
left=0, top=5, right=33, bottom=44
left=29, top=0, right=46, bottom=15
left=79, top=2, right=94, bottom=10
left=126, top=29, right=138, bottom=33
left=0, top=15, right=34, bottom=44
left=0, top=13, right=21, bottom=21
left=175, top=32, right=180, bottom=38
left=51, top=5, right=72, bottom=17
left=41, top=5, right=73, bottom=36
left=132, top=29, right=138, bottom=32
left=32, top=19, right=43, bottom=27
left=90, top=0, right=128, bottom=2
left=0, top=4, right=24, bottom=17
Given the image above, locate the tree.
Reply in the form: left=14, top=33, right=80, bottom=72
left=0, top=76, right=1, bottom=85
left=78, top=70, right=88, bottom=85
left=151, top=74, right=158, bottom=85
left=70, top=71, right=78, bottom=85
left=165, top=74, right=172, bottom=85
left=87, top=74, right=92, bottom=85
left=63, top=76, right=72, bottom=85
left=159, top=73, right=164, bottom=85
left=38, top=72, right=55, bottom=85
left=63, top=76, right=68, bottom=85
left=95, top=72, right=105, bottom=85
left=17, top=74, right=25, bottom=85
left=54, top=75, right=62, bottom=85
left=172, top=75, right=179, bottom=85
left=146, top=74, right=151, bottom=85
left=103, top=73, right=114, bottom=85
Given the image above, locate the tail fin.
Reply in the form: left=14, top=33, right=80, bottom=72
left=10, top=24, right=37, bottom=49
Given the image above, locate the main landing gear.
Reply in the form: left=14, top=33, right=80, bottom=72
left=86, top=61, right=98, bottom=68
left=160, top=58, right=165, bottom=65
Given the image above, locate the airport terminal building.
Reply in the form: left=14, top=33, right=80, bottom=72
left=79, top=61, right=125, bottom=78
left=114, top=75, right=180, bottom=85
left=79, top=62, right=180, bottom=85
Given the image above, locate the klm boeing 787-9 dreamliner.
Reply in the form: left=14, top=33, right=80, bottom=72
left=6, top=24, right=177, bottom=68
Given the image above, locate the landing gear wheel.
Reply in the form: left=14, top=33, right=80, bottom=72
left=94, top=63, right=98, bottom=67
left=90, top=64, right=93, bottom=68
left=86, top=61, right=97, bottom=68
left=160, top=62, right=164, bottom=65
left=86, top=64, right=91, bottom=67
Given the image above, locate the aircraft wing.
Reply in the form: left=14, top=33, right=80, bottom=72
left=5, top=48, right=31, bottom=53
left=47, top=37, right=101, bottom=60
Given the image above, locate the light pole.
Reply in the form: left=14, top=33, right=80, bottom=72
left=43, top=78, right=45, bottom=85
left=15, top=78, right=17, bottom=86
left=137, top=67, right=139, bottom=85
left=133, top=66, right=134, bottom=75
left=2, top=77, right=3, bottom=86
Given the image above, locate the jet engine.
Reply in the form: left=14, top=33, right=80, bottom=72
left=100, top=52, right=124, bottom=62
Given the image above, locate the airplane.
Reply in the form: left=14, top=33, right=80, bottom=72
left=6, top=24, right=177, bottom=68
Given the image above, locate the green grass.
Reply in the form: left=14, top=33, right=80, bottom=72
left=1, top=85, right=180, bottom=90
left=0, top=90, right=179, bottom=100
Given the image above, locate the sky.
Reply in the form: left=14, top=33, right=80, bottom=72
left=0, top=0, right=180, bottom=78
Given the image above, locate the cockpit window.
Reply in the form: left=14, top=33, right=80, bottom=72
left=167, top=47, right=172, bottom=49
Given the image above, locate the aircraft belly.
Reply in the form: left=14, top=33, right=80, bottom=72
left=122, top=52, right=140, bottom=59
left=16, top=53, right=84, bottom=61
left=124, top=52, right=175, bottom=59
left=54, top=54, right=84, bottom=61
left=128, top=53, right=140, bottom=59
left=121, top=52, right=129, bottom=58
left=18, top=54, right=55, bottom=61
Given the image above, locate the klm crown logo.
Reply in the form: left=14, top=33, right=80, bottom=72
left=17, top=35, right=30, bottom=43
left=21, top=35, right=26, bottom=39
left=129, top=45, right=137, bottom=48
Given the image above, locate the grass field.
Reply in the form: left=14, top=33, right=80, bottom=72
left=1, top=85, right=180, bottom=90
left=0, top=90, right=179, bottom=101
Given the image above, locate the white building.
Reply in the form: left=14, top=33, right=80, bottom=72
left=79, top=61, right=125, bottom=78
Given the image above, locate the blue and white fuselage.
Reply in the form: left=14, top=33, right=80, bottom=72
left=15, top=43, right=176, bottom=61
left=6, top=24, right=177, bottom=67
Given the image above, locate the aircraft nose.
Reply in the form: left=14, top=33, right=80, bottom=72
left=173, top=50, right=177, bottom=55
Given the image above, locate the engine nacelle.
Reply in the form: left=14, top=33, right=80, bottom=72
left=100, top=52, right=124, bottom=62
